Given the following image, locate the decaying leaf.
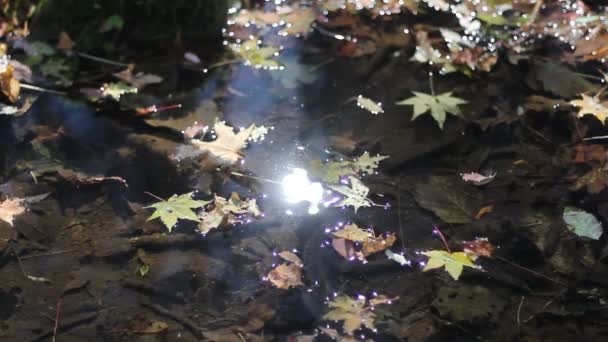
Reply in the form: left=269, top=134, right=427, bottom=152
left=267, top=263, right=303, bottom=289
left=474, top=205, right=493, bottom=220
left=190, top=121, right=254, bottom=165
left=329, top=176, right=372, bottom=212
left=361, top=233, right=396, bottom=257
left=332, top=224, right=373, bottom=242
left=570, top=94, right=608, bottom=123
left=563, top=207, right=603, bottom=240
left=0, top=64, right=20, bottom=103
left=352, top=152, right=389, bottom=175
left=571, top=167, right=608, bottom=194
left=422, top=250, right=478, bottom=280
left=101, top=82, right=137, bottom=101
left=414, top=176, right=479, bottom=224
left=113, top=66, right=162, bottom=89
left=232, top=40, right=280, bottom=69
left=463, top=238, right=496, bottom=257
left=356, top=95, right=384, bottom=115
left=0, top=193, right=49, bottom=226
left=332, top=238, right=357, bottom=260
left=396, top=91, right=467, bottom=129
left=331, top=224, right=396, bottom=261
left=310, top=152, right=387, bottom=184
left=323, top=295, right=393, bottom=335
left=460, top=171, right=496, bottom=186
left=278, top=250, right=303, bottom=267
left=145, top=192, right=210, bottom=232
left=198, top=192, right=261, bottom=235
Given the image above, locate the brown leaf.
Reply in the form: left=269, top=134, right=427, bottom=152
left=361, top=233, right=396, bottom=257
left=267, top=263, right=303, bottom=289
left=571, top=167, right=608, bottom=194
left=463, top=238, right=496, bottom=257
left=0, top=198, right=26, bottom=226
left=278, top=250, right=303, bottom=266
left=57, top=31, right=75, bottom=51
left=572, top=144, right=605, bottom=164
left=331, top=237, right=357, bottom=260
left=474, top=205, right=493, bottom=220
left=1, top=64, right=20, bottom=103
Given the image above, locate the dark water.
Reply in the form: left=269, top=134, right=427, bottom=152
left=2, top=1, right=608, bottom=342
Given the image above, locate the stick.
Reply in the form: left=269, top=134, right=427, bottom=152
left=52, top=299, right=62, bottom=342
left=76, top=52, right=130, bottom=67
left=432, top=225, right=451, bottom=253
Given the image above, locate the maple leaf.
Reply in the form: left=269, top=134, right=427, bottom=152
left=198, top=192, right=260, bottom=235
left=191, top=121, right=254, bottom=165
left=352, top=152, right=388, bottom=175
left=396, top=91, right=467, bottom=129
left=101, top=82, right=137, bottom=101
left=570, top=94, right=608, bottom=123
left=145, top=192, right=210, bottom=232
left=331, top=224, right=397, bottom=261
left=310, top=160, right=355, bottom=184
left=329, top=176, right=372, bottom=212
left=323, top=295, right=394, bottom=335
left=422, top=250, right=478, bottom=280
left=232, top=40, right=280, bottom=69
left=332, top=224, right=373, bottom=242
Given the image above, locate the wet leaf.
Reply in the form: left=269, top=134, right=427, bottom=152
left=141, top=321, right=168, bottom=334
left=0, top=193, right=49, bottom=226
left=462, top=238, right=496, bottom=257
left=145, top=192, right=210, bottom=232
left=329, top=176, right=372, bottom=212
left=57, top=31, right=74, bottom=51
left=233, top=40, right=280, bottom=69
left=474, top=205, right=493, bottom=220
left=332, top=238, right=357, bottom=260
left=571, top=167, right=608, bottom=194
left=267, top=263, right=303, bottom=289
left=101, top=82, right=137, bottom=101
left=310, top=160, right=355, bottom=184
left=570, top=94, right=608, bottom=123
left=99, top=14, right=124, bottom=33
left=352, top=152, right=388, bottom=175
left=461, top=171, right=496, bottom=185
left=385, top=249, right=410, bottom=266
left=278, top=251, right=303, bottom=267
left=0, top=64, right=20, bottom=103
left=198, top=192, right=260, bottom=235
left=113, top=67, right=162, bottom=89
left=332, top=224, right=373, bottom=242
left=563, top=207, right=603, bottom=240
left=396, top=91, right=467, bottom=129
left=414, top=176, right=478, bottom=224
left=322, top=295, right=390, bottom=335
left=361, top=233, right=396, bottom=256
left=422, top=250, right=477, bottom=280
left=356, top=95, right=383, bottom=115
left=190, top=121, right=254, bottom=165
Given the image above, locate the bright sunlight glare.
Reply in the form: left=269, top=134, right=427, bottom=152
left=281, top=168, right=324, bottom=215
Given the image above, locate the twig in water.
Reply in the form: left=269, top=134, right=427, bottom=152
left=20, top=83, right=68, bottom=95
left=52, top=299, right=62, bottom=342
left=432, top=225, right=451, bottom=253
left=230, top=171, right=281, bottom=185
left=516, top=296, right=524, bottom=325
left=76, top=52, right=130, bottom=67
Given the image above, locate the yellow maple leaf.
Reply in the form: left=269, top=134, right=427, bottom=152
left=422, top=250, right=478, bottom=280
left=570, top=94, right=608, bottom=123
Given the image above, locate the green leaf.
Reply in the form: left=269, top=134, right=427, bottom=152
left=396, top=91, right=467, bottom=129
left=101, top=82, right=138, bottom=101
left=422, top=250, right=477, bottom=280
left=233, top=40, right=280, bottom=69
left=562, top=207, right=603, bottom=240
left=145, top=192, right=211, bottom=232
left=100, top=14, right=124, bottom=33
left=352, top=152, right=389, bottom=175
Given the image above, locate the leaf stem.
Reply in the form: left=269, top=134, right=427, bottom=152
left=432, top=225, right=451, bottom=253
left=144, top=191, right=166, bottom=202
left=429, top=72, right=435, bottom=96
left=230, top=171, right=281, bottom=185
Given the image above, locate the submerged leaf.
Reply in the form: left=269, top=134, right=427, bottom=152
left=571, top=167, right=608, bottom=194
left=190, top=121, right=253, bottom=165
left=233, top=40, right=280, bottom=69
left=198, top=192, right=260, bottom=235
left=396, top=91, right=467, bottom=129
left=0, top=193, right=49, bottom=226
left=422, top=250, right=477, bottom=280
left=352, top=152, right=388, bottom=175
left=414, top=176, right=478, bottom=224
left=145, top=192, right=210, bottom=232
left=329, top=176, right=372, bottom=212
left=101, top=82, right=137, bottom=101
left=323, top=295, right=393, bottom=335
left=562, top=207, right=603, bottom=240
left=356, top=95, right=384, bottom=115
left=267, top=263, right=303, bottom=289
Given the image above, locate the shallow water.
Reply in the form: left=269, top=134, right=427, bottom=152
left=3, top=1, right=608, bottom=341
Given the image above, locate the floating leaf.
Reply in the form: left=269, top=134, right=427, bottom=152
left=385, top=249, right=410, bottom=266
left=101, top=82, right=137, bottom=101
left=332, top=223, right=373, bottom=242
left=422, top=250, right=478, bottom=280
left=352, top=152, right=388, bottom=175
left=0, top=64, right=20, bottom=103
left=463, top=238, right=496, bottom=257
left=198, top=192, right=260, bottom=235
left=190, top=121, right=254, bottom=165
left=329, top=176, right=372, bottom=212
left=323, top=295, right=393, bottom=335
left=278, top=251, right=303, bottom=267
left=570, top=94, right=608, bottom=123
left=396, top=91, right=467, bottom=129
left=356, top=95, right=383, bottom=115
left=460, top=171, right=496, bottom=186
left=562, top=207, right=603, bottom=240
left=145, top=192, right=210, bottom=232
left=361, top=233, right=396, bottom=257
left=310, top=160, right=355, bottom=184
left=233, top=40, right=280, bottom=69
left=0, top=193, right=49, bottom=226
left=414, top=176, right=478, bottom=224
left=267, top=263, right=303, bottom=289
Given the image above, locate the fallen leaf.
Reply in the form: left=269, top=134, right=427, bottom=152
left=101, top=82, right=137, bottom=101
left=190, top=121, right=254, bottom=165
left=474, top=205, right=493, bottom=220
left=145, top=192, right=210, bottom=232
left=356, top=95, right=383, bottom=114
left=332, top=224, right=373, bottom=242
left=232, top=39, right=280, bottom=69
left=414, top=176, right=479, bottom=224
left=0, top=193, right=49, bottom=226
left=27, top=275, right=51, bottom=283
left=422, top=250, right=478, bottom=280
left=329, top=176, right=372, bottom=212
left=267, top=263, right=303, bottom=289
left=278, top=250, right=303, bottom=266
left=141, top=321, right=168, bottom=334
left=396, top=91, right=467, bottom=129
left=563, top=206, right=603, bottom=240
left=352, top=152, right=389, bottom=175
left=198, top=192, right=260, bottom=235
left=572, top=144, right=605, bottom=164
left=385, top=249, right=410, bottom=266
left=570, top=94, right=608, bottom=123
left=57, top=31, right=75, bottom=51
left=113, top=67, right=162, bottom=89
left=571, top=167, right=608, bottom=194
left=460, top=171, right=496, bottom=185
left=463, top=238, right=496, bottom=257
left=310, top=160, right=355, bottom=184
left=361, top=233, right=396, bottom=256
left=0, top=64, right=20, bottom=103
left=323, top=295, right=392, bottom=335
left=331, top=238, right=357, bottom=260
